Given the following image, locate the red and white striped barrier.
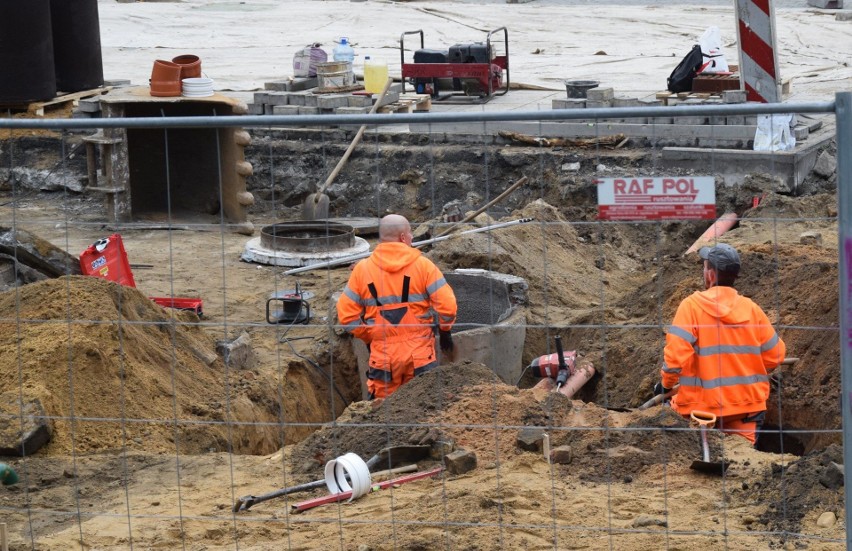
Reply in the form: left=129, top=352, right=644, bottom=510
left=735, top=0, right=782, bottom=103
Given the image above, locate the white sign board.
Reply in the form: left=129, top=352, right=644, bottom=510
left=596, top=176, right=716, bottom=220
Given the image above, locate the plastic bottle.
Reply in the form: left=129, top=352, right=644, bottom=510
left=363, top=56, right=389, bottom=94
left=333, top=37, right=355, bottom=64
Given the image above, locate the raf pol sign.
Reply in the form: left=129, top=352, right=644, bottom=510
left=596, top=176, right=716, bottom=220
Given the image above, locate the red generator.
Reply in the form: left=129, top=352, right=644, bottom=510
left=400, top=27, right=509, bottom=103
left=79, top=234, right=137, bottom=288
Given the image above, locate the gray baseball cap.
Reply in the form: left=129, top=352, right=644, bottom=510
left=698, top=243, right=741, bottom=273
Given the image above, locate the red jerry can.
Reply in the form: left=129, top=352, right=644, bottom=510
left=79, top=234, right=137, bottom=288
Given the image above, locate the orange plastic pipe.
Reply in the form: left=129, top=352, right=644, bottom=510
left=684, top=212, right=738, bottom=255
left=557, top=362, right=596, bottom=399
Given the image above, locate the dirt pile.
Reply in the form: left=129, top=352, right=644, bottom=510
left=0, top=276, right=281, bottom=455
left=745, top=443, right=844, bottom=535
left=291, top=361, right=723, bottom=483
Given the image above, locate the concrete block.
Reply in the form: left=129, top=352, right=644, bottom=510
left=317, top=94, right=350, bottom=109
left=550, top=445, right=573, bottom=465
left=319, top=108, right=335, bottom=115
left=552, top=98, right=586, bottom=110
left=374, top=90, right=400, bottom=107
left=586, top=87, right=614, bottom=101
left=253, top=92, right=270, bottom=105
left=814, top=151, right=837, bottom=177
left=104, top=78, right=132, bottom=87
left=298, top=106, right=320, bottom=115
left=726, top=115, right=746, bottom=125
left=215, top=331, right=256, bottom=370
left=612, top=97, right=643, bottom=123
left=517, top=428, right=545, bottom=452
left=71, top=111, right=92, bottom=119
left=837, top=10, right=852, bottom=19
left=585, top=100, right=612, bottom=110
left=247, top=103, right=264, bottom=115
left=0, top=393, right=52, bottom=456
left=348, top=95, right=373, bottom=107
left=648, top=116, right=674, bottom=125
left=723, top=89, right=748, bottom=104
left=445, top=449, right=477, bottom=475
left=819, top=461, right=844, bottom=489
left=800, top=231, right=823, bottom=245
left=290, top=77, right=318, bottom=91
left=808, top=0, right=842, bottom=7
left=264, top=80, right=290, bottom=91
left=78, top=98, right=101, bottom=113
left=304, top=94, right=319, bottom=107
left=266, top=92, right=289, bottom=106
left=335, top=106, right=370, bottom=114
left=287, top=92, right=307, bottom=106
left=794, top=125, right=810, bottom=140
left=745, top=115, right=758, bottom=126
left=272, top=105, right=301, bottom=115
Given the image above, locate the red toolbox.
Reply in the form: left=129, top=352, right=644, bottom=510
left=149, top=297, right=204, bottom=317
left=79, top=234, right=137, bottom=288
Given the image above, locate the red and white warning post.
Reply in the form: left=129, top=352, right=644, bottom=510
left=596, top=176, right=716, bottom=220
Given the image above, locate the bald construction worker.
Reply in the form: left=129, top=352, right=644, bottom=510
left=659, top=243, right=786, bottom=446
left=337, top=214, right=458, bottom=399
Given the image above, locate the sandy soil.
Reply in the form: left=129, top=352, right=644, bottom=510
left=0, top=180, right=844, bottom=549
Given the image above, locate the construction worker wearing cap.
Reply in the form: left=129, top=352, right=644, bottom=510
left=658, top=243, right=786, bottom=445
left=337, top=214, right=458, bottom=399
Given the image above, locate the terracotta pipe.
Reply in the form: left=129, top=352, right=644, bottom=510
left=557, top=361, right=596, bottom=399
left=684, top=212, right=738, bottom=255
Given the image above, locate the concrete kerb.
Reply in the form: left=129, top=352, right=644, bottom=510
left=660, top=118, right=836, bottom=191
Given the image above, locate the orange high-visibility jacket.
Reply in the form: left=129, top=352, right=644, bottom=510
left=337, top=242, right=457, bottom=370
left=662, top=286, right=785, bottom=418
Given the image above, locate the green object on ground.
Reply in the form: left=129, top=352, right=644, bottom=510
left=1, top=462, right=19, bottom=485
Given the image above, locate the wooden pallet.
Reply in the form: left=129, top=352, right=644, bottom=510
left=378, top=93, right=432, bottom=114
left=0, top=86, right=111, bottom=116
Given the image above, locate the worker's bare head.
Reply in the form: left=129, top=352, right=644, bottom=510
left=379, top=214, right=413, bottom=246
left=699, top=243, right=740, bottom=289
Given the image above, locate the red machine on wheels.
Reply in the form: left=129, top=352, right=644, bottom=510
left=399, top=27, right=509, bottom=103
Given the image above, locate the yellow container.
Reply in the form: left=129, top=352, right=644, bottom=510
left=363, top=57, right=389, bottom=94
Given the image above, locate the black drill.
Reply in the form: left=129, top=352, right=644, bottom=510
left=554, top=336, right=570, bottom=392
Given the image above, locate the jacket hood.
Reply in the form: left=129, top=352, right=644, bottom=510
left=369, top=242, right=422, bottom=273
left=690, top=286, right=747, bottom=323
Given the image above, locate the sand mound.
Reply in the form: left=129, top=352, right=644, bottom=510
left=0, top=276, right=279, bottom=455
left=290, top=361, right=720, bottom=482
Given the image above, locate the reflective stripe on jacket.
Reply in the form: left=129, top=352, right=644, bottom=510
left=337, top=242, right=457, bottom=369
left=662, top=285, right=786, bottom=418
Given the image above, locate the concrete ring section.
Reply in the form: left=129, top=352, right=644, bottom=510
left=347, top=269, right=528, bottom=399
left=241, top=235, right=370, bottom=267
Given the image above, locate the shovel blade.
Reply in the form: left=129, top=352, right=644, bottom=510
left=302, top=193, right=330, bottom=220
left=689, top=459, right=728, bottom=476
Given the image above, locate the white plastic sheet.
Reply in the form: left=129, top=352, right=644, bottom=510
left=753, top=113, right=796, bottom=152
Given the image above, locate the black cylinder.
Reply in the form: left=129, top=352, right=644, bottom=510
left=0, top=1, right=57, bottom=103
left=50, top=0, right=104, bottom=93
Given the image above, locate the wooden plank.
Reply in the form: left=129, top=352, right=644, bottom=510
left=27, top=86, right=112, bottom=116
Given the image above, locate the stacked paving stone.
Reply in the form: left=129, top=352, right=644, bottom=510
left=552, top=87, right=811, bottom=141
left=247, top=79, right=430, bottom=116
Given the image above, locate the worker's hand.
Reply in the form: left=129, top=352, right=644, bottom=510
left=439, top=330, right=454, bottom=353
left=653, top=382, right=671, bottom=396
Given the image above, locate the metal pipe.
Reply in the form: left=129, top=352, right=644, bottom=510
left=835, top=90, right=852, bottom=549
left=0, top=101, right=836, bottom=130
left=282, top=217, right=534, bottom=275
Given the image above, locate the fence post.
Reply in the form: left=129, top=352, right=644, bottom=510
left=836, top=90, right=852, bottom=548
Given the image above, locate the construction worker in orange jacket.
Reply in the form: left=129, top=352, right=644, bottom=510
left=658, top=243, right=786, bottom=445
left=337, top=214, right=458, bottom=399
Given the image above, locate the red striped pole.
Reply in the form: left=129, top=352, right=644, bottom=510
left=735, top=0, right=782, bottom=103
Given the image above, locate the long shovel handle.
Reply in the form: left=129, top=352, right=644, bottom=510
left=690, top=410, right=717, bottom=463
left=313, top=78, right=394, bottom=201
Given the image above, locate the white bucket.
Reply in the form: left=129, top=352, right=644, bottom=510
left=182, top=77, right=214, bottom=97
